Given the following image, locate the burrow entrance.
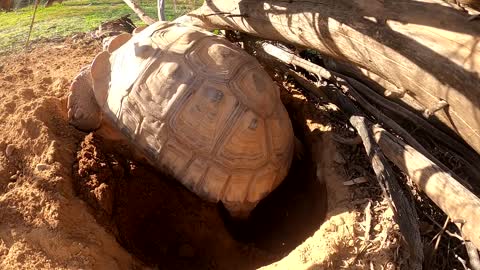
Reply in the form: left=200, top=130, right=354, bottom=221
left=73, top=89, right=329, bottom=269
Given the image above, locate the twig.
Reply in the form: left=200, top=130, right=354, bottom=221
left=364, top=200, right=372, bottom=242
left=343, top=177, right=369, bottom=186
left=432, top=217, right=450, bottom=254
left=446, top=230, right=465, bottom=242
left=25, top=0, right=40, bottom=49
left=421, top=211, right=464, bottom=241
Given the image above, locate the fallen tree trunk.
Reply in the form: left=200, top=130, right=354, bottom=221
left=256, top=42, right=480, bottom=184
left=178, top=0, right=480, bottom=155
left=372, top=125, right=480, bottom=251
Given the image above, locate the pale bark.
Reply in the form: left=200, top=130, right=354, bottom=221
left=373, top=125, right=480, bottom=250
left=122, top=0, right=156, bottom=25
left=178, top=0, right=480, bottom=155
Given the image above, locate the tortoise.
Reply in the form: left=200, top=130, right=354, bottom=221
left=67, top=21, right=295, bottom=217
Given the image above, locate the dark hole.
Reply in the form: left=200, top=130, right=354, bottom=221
left=73, top=98, right=328, bottom=269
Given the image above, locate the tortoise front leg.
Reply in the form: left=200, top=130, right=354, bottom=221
left=67, top=66, right=103, bottom=132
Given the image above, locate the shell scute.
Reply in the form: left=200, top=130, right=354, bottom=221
left=198, top=166, right=230, bottom=201
left=159, top=138, right=192, bottom=175
left=181, top=158, right=208, bottom=191
left=186, top=38, right=246, bottom=81
left=134, top=57, right=194, bottom=120
left=216, top=110, right=269, bottom=169
left=230, top=64, right=279, bottom=117
left=136, top=116, right=168, bottom=161
left=170, top=82, right=240, bottom=154
left=152, top=25, right=207, bottom=54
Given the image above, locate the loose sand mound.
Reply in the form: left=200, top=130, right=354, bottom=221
left=0, top=35, right=402, bottom=269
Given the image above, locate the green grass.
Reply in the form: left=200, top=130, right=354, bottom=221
left=0, top=0, right=200, bottom=54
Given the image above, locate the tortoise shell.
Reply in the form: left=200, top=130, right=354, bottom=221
left=91, top=22, right=294, bottom=216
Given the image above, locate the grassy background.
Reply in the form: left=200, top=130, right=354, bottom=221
left=0, top=0, right=201, bottom=54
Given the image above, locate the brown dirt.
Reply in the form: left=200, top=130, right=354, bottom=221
left=0, top=37, right=138, bottom=269
left=0, top=34, right=402, bottom=269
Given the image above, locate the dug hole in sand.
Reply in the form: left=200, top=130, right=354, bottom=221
left=0, top=35, right=403, bottom=269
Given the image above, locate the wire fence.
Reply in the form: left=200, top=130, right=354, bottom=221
left=5, top=0, right=200, bottom=16
left=0, top=0, right=202, bottom=54
left=136, top=0, right=201, bottom=20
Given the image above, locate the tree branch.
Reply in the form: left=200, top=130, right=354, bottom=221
left=122, top=0, right=156, bottom=25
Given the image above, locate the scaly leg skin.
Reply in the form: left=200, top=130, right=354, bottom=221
left=67, top=66, right=103, bottom=132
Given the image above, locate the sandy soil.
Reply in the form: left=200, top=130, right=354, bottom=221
left=0, top=35, right=402, bottom=269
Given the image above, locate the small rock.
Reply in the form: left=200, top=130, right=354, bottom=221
left=374, top=224, right=382, bottom=232
left=5, top=144, right=14, bottom=157
left=9, top=174, right=17, bottom=181
left=178, top=244, right=195, bottom=258
left=36, top=164, right=50, bottom=171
